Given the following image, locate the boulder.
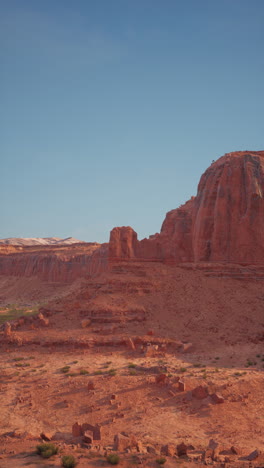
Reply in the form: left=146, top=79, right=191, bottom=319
left=177, top=442, right=188, bottom=457
left=192, top=385, right=208, bottom=399
left=155, top=373, right=167, bottom=384
left=83, top=430, right=93, bottom=444
left=82, top=423, right=102, bottom=441
left=113, top=433, right=137, bottom=451
left=40, top=432, right=53, bottom=441
left=211, top=393, right=224, bottom=404
left=81, top=319, right=91, bottom=328
left=178, top=380, right=185, bottom=391
left=246, top=449, right=260, bottom=461
left=147, top=445, right=157, bottom=454
left=87, top=381, right=95, bottom=390
left=161, top=444, right=175, bottom=457
left=37, top=313, right=49, bottom=327
left=72, top=422, right=82, bottom=437
left=3, top=322, right=12, bottom=337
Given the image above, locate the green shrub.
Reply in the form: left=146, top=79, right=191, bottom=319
left=36, top=443, right=58, bottom=458
left=80, top=369, right=89, bottom=375
left=62, top=454, right=78, bottom=467
left=129, top=369, right=137, bottom=376
left=179, top=367, right=186, bottom=373
left=107, top=454, right=120, bottom=465
left=61, top=366, right=70, bottom=373
left=128, top=363, right=136, bottom=368
left=156, top=457, right=166, bottom=465
left=108, top=369, right=116, bottom=376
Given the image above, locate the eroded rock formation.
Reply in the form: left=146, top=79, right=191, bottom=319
left=109, top=151, right=264, bottom=264
left=0, top=243, right=108, bottom=282
left=1, top=151, right=264, bottom=283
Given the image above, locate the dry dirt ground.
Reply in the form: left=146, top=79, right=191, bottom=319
left=0, top=262, right=264, bottom=467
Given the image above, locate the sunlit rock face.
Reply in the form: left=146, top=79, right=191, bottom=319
left=110, top=151, right=264, bottom=264
left=192, top=151, right=264, bottom=263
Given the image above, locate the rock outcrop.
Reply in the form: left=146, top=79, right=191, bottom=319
left=109, top=151, right=264, bottom=264
left=1, top=151, right=264, bottom=283
left=0, top=243, right=108, bottom=282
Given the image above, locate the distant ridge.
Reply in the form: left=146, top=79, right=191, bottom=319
left=0, top=237, right=85, bottom=246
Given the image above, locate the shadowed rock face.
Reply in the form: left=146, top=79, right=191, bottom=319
left=109, top=151, right=264, bottom=264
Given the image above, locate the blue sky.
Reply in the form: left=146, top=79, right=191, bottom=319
left=1, top=0, right=264, bottom=242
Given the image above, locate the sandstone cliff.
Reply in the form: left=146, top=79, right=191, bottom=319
left=1, top=150, right=264, bottom=283
left=109, top=151, right=264, bottom=264
left=0, top=243, right=108, bottom=282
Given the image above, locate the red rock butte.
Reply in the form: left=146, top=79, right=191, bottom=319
left=109, top=151, right=264, bottom=265
left=1, top=150, right=264, bottom=284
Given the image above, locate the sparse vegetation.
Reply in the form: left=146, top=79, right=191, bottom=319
left=128, top=363, right=137, bottom=368
left=94, top=370, right=103, bottom=375
left=107, top=454, right=120, bottom=465
left=129, top=369, right=137, bottom=376
left=36, top=443, right=58, bottom=458
left=245, top=359, right=256, bottom=367
left=0, top=305, right=39, bottom=325
left=108, top=368, right=117, bottom=376
left=61, top=455, right=78, bottom=468
left=80, top=369, right=89, bottom=375
left=61, top=366, right=70, bottom=373
left=156, top=457, right=166, bottom=465
left=179, top=367, right=187, bottom=373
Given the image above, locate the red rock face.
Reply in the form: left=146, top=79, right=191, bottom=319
left=0, top=243, right=108, bottom=282
left=109, top=151, right=264, bottom=264
left=1, top=151, right=264, bottom=281
left=192, top=151, right=264, bottom=262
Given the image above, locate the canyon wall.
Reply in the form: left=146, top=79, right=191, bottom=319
left=0, top=243, right=108, bottom=282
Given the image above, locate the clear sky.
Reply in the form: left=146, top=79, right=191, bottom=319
left=1, top=0, right=264, bottom=243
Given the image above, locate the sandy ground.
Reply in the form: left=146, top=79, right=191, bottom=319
left=0, top=262, right=264, bottom=467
